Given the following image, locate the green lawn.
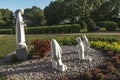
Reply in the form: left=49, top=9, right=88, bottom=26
left=0, top=34, right=120, bottom=59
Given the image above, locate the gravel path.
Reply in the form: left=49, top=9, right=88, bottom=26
left=0, top=46, right=106, bottom=80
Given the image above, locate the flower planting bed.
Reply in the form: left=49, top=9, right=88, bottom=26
left=0, top=46, right=106, bottom=80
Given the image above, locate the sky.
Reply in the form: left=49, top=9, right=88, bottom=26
left=0, top=0, right=55, bottom=12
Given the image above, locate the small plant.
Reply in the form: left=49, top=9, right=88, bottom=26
left=111, top=56, right=119, bottom=62
left=116, top=72, right=120, bottom=78
left=115, top=60, right=120, bottom=68
left=84, top=71, right=92, bottom=79
left=115, top=54, right=120, bottom=60
left=104, top=62, right=112, bottom=68
left=107, top=65, right=116, bottom=73
left=93, top=68, right=102, bottom=74
left=96, top=73, right=104, bottom=80
left=29, top=39, right=50, bottom=59
left=106, top=50, right=114, bottom=56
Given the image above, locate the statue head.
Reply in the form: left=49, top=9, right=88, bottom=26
left=16, top=9, right=24, bottom=15
left=76, top=37, right=82, bottom=43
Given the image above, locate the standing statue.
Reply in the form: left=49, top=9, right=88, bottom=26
left=15, top=9, right=27, bottom=48
left=15, top=9, right=27, bottom=60
left=51, top=39, right=67, bottom=72
left=82, top=34, right=91, bottom=52
left=76, top=37, right=85, bottom=60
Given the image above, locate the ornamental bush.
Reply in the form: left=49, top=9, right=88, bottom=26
left=28, top=39, right=50, bottom=59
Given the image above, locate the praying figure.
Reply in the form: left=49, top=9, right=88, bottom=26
left=76, top=37, right=85, bottom=60
left=51, top=39, right=67, bottom=72
left=82, top=34, right=91, bottom=52
left=15, top=9, right=27, bottom=48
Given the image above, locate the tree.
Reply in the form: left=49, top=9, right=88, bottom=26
left=24, top=6, right=46, bottom=26
left=44, top=1, right=65, bottom=25
left=92, top=0, right=120, bottom=21
left=59, top=0, right=107, bottom=23
left=0, top=9, right=13, bottom=28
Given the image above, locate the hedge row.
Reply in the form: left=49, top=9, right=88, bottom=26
left=96, top=21, right=118, bottom=31
left=0, top=29, right=13, bottom=34
left=26, top=24, right=80, bottom=34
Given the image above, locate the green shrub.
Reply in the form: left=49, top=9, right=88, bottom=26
left=98, top=21, right=118, bottom=31
left=87, top=19, right=96, bottom=32
left=118, top=22, right=120, bottom=29
left=79, top=20, right=87, bottom=29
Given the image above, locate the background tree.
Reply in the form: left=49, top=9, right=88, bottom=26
left=24, top=6, right=46, bottom=27
left=92, top=0, right=120, bottom=22
left=44, top=1, right=65, bottom=25
left=0, top=9, right=13, bottom=28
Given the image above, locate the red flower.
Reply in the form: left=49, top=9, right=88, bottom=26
left=29, top=39, right=51, bottom=59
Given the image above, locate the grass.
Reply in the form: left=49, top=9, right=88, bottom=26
left=0, top=35, right=16, bottom=58
left=0, top=34, right=120, bottom=59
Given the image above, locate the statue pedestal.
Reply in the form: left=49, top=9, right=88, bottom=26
left=16, top=47, right=27, bottom=60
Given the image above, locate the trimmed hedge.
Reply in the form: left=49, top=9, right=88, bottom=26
left=0, top=29, right=13, bottom=34
left=97, top=21, right=118, bottom=31
left=0, top=24, right=80, bottom=34
left=26, top=24, right=80, bottom=34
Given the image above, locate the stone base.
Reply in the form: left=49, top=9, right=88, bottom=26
left=16, top=47, right=27, bottom=60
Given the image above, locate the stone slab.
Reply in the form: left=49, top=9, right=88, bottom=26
left=16, top=47, right=27, bottom=60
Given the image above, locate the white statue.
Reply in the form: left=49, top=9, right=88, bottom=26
left=51, top=39, right=67, bottom=72
left=15, top=9, right=27, bottom=48
left=82, top=34, right=91, bottom=52
left=76, top=37, right=85, bottom=59
left=76, top=37, right=92, bottom=61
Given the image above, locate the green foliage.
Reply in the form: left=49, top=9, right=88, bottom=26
left=90, top=41, right=120, bottom=53
left=24, top=6, right=46, bottom=26
left=92, top=0, right=120, bottom=21
left=0, top=9, right=13, bottom=28
left=0, top=35, right=16, bottom=59
left=98, top=21, right=118, bottom=31
left=0, top=20, right=6, bottom=27
left=79, top=20, right=87, bottom=29
left=0, top=29, right=13, bottom=34
left=26, top=24, right=80, bottom=34
left=44, top=1, right=65, bottom=25
left=87, top=19, right=96, bottom=32
left=118, top=22, right=120, bottom=29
